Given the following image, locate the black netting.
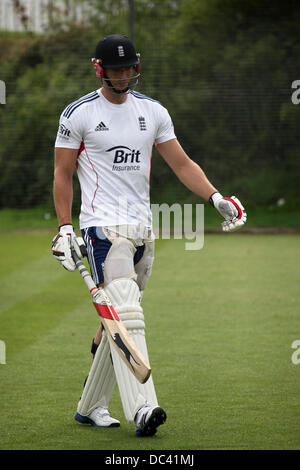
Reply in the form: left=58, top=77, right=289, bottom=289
left=1, top=0, right=300, bottom=214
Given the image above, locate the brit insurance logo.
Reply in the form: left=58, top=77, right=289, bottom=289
left=106, top=145, right=141, bottom=172
left=59, top=123, right=71, bottom=138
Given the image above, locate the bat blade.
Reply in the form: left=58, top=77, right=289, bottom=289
left=71, top=249, right=151, bottom=384
left=93, top=297, right=151, bottom=384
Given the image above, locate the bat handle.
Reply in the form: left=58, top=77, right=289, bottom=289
left=79, top=244, right=88, bottom=258
left=71, top=249, right=80, bottom=264
left=71, top=248, right=98, bottom=295
left=71, top=243, right=87, bottom=266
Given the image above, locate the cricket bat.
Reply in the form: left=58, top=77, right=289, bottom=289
left=72, top=249, right=151, bottom=384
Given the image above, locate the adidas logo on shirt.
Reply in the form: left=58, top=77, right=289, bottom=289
left=95, top=121, right=109, bottom=131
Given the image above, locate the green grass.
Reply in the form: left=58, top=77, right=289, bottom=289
left=1, top=204, right=300, bottom=231
left=0, top=208, right=62, bottom=231
left=0, top=232, right=300, bottom=450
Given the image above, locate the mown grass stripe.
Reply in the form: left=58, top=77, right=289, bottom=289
left=1, top=234, right=300, bottom=450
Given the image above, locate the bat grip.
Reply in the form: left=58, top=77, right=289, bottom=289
left=71, top=243, right=87, bottom=265
left=71, top=248, right=98, bottom=294
left=79, top=244, right=88, bottom=257
left=71, top=249, right=80, bottom=264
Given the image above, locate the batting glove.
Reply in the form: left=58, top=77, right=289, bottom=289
left=52, top=224, right=84, bottom=271
left=209, top=192, right=247, bottom=232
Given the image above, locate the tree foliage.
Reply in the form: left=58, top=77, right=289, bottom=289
left=0, top=0, right=300, bottom=211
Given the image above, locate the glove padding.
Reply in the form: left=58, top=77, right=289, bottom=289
left=210, top=193, right=247, bottom=232
left=52, top=224, right=85, bottom=271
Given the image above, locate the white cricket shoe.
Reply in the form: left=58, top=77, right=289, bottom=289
left=135, top=405, right=167, bottom=437
left=75, top=406, right=120, bottom=428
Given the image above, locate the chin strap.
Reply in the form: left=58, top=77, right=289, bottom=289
left=104, top=77, right=130, bottom=95
left=91, top=58, right=139, bottom=95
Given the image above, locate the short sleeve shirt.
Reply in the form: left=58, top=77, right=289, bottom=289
left=55, top=89, right=176, bottom=229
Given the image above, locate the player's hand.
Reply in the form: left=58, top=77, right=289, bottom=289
left=52, top=224, right=84, bottom=271
left=209, top=193, right=247, bottom=232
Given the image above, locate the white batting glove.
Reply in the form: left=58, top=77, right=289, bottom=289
left=209, top=192, right=247, bottom=232
left=52, top=224, right=84, bottom=271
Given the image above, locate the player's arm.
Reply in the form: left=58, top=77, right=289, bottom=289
left=156, top=138, right=247, bottom=232
left=53, top=147, right=78, bottom=226
left=156, top=138, right=217, bottom=201
left=52, top=147, right=83, bottom=271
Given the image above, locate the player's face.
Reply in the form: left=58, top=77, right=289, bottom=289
left=104, top=66, right=135, bottom=91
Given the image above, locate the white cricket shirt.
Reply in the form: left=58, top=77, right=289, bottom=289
left=55, top=89, right=176, bottom=229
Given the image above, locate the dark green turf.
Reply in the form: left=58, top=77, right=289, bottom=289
left=0, top=233, right=299, bottom=449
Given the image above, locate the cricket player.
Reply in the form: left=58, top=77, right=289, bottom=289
left=52, top=34, right=247, bottom=437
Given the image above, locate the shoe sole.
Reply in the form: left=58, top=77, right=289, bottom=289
left=74, top=412, right=120, bottom=428
left=136, top=407, right=167, bottom=437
